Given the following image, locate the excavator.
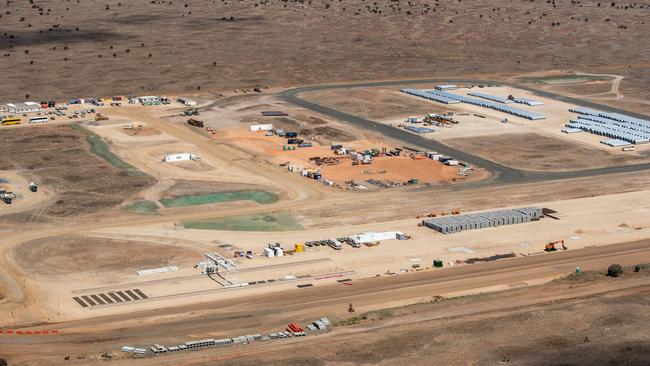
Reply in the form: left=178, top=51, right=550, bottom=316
left=545, top=240, right=567, bottom=252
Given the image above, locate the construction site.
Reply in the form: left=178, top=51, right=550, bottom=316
left=1, top=0, right=650, bottom=364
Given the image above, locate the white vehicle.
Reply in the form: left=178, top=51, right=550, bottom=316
left=29, top=117, right=48, bottom=124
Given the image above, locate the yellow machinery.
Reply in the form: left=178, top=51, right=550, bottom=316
left=294, top=243, right=304, bottom=253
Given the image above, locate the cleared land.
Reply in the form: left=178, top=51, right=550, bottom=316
left=13, top=235, right=203, bottom=277
left=0, top=124, right=154, bottom=222
left=446, top=132, right=648, bottom=171
left=212, top=268, right=650, bottom=366
left=300, top=88, right=449, bottom=120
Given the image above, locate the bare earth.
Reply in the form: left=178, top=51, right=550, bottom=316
left=0, top=125, right=155, bottom=224
left=213, top=269, right=650, bottom=366
left=0, top=0, right=648, bottom=113
left=445, top=132, right=648, bottom=171
left=13, top=235, right=203, bottom=277
left=0, top=3, right=649, bottom=361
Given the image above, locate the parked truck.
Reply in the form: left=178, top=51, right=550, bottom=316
left=187, top=118, right=204, bottom=128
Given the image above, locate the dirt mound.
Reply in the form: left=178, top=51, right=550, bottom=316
left=119, top=127, right=161, bottom=137
left=14, top=235, right=203, bottom=277
left=313, top=126, right=355, bottom=142
left=294, top=114, right=327, bottom=125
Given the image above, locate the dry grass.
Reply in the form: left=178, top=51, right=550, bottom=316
left=0, top=125, right=154, bottom=222
left=0, top=0, right=647, bottom=104
left=13, top=235, right=203, bottom=277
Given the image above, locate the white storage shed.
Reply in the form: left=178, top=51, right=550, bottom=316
left=249, top=124, right=273, bottom=132
left=349, top=231, right=405, bottom=245
left=163, top=153, right=197, bottom=162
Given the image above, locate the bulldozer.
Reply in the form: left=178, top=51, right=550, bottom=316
left=544, top=240, right=567, bottom=252
left=95, top=113, right=108, bottom=121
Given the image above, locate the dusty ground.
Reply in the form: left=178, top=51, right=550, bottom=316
left=0, top=0, right=648, bottom=110
left=12, top=235, right=203, bottom=278
left=301, top=88, right=450, bottom=120
left=0, top=125, right=154, bottom=223
left=319, top=155, right=463, bottom=186
left=0, top=170, right=50, bottom=216
left=162, top=180, right=280, bottom=199
left=446, top=132, right=648, bottom=171
left=117, top=126, right=161, bottom=137
left=212, top=268, right=650, bottom=366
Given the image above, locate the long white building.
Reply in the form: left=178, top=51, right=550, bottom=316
left=0, top=102, right=41, bottom=114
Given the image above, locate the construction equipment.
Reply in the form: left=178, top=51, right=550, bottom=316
left=544, top=240, right=567, bottom=252
left=348, top=303, right=355, bottom=313
left=424, top=113, right=457, bottom=126
left=94, top=113, right=108, bottom=121
left=181, top=108, right=200, bottom=116
left=187, top=118, right=204, bottom=128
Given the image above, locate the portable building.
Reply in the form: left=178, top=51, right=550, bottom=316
left=435, top=84, right=458, bottom=91
left=264, top=248, right=275, bottom=257
left=137, top=96, right=161, bottom=104
left=274, top=247, right=284, bottom=257
left=163, top=153, right=197, bottom=162
left=1, top=102, right=41, bottom=114
left=249, top=124, right=273, bottom=132
left=349, top=231, right=403, bottom=245
left=177, top=97, right=197, bottom=106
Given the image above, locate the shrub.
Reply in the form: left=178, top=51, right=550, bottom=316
left=607, top=264, right=623, bottom=277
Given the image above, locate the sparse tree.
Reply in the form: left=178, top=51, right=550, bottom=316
left=607, top=264, right=623, bottom=277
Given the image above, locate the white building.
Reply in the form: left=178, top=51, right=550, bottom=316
left=249, top=124, right=273, bottom=132
left=0, top=102, right=41, bottom=114
left=137, top=96, right=161, bottom=105
left=177, top=97, right=197, bottom=106
left=349, top=231, right=406, bottom=245
left=163, top=153, right=197, bottom=162
left=435, top=84, right=458, bottom=91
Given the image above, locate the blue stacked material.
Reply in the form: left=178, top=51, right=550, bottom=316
left=401, top=89, right=546, bottom=120
left=404, top=125, right=434, bottom=134
left=467, top=91, right=513, bottom=104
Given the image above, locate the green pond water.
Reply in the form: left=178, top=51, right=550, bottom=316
left=70, top=124, right=146, bottom=176
left=181, top=212, right=303, bottom=232
left=126, top=200, right=159, bottom=214
left=160, top=191, right=277, bottom=208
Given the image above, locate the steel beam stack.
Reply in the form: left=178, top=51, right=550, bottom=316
left=422, top=207, right=543, bottom=234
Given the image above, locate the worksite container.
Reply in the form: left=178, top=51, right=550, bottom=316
left=433, top=259, right=444, bottom=268
left=264, top=248, right=275, bottom=257
left=274, top=247, right=284, bottom=257
left=285, top=132, right=298, bottom=138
